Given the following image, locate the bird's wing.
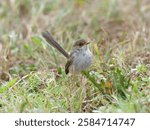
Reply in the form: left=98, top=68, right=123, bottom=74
left=65, top=56, right=73, bottom=74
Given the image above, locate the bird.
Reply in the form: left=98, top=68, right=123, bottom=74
left=42, top=31, right=93, bottom=74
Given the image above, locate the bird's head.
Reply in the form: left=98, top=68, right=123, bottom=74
left=73, top=39, right=90, bottom=50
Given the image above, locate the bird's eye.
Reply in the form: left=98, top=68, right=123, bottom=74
left=79, top=42, right=84, bottom=46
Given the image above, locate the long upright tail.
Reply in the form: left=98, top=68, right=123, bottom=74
left=42, top=31, right=69, bottom=59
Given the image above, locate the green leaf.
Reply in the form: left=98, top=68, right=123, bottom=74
left=31, top=36, right=43, bottom=46
left=0, top=78, right=18, bottom=94
left=82, top=71, right=104, bottom=92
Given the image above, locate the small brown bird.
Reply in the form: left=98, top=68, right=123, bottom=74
left=42, top=31, right=93, bottom=74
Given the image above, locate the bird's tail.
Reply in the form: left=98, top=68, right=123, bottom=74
left=42, top=31, right=69, bottom=59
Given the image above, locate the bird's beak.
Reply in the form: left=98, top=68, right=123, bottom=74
left=86, top=41, right=90, bottom=45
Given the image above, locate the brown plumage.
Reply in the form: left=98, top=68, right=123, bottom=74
left=42, top=31, right=92, bottom=74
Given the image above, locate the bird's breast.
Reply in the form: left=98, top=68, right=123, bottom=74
left=71, top=49, right=93, bottom=72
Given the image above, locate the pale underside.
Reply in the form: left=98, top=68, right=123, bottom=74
left=65, top=47, right=92, bottom=74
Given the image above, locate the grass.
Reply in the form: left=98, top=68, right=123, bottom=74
left=0, top=0, right=150, bottom=112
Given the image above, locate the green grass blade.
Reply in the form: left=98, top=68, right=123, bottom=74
left=0, top=78, right=18, bottom=94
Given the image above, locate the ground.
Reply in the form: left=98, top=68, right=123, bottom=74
left=0, top=0, right=150, bottom=112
